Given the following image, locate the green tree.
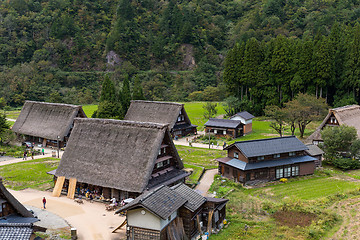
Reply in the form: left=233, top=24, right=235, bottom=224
left=132, top=75, right=145, bottom=100
left=265, top=105, right=286, bottom=137
left=0, top=113, right=10, bottom=144
left=203, top=103, right=218, bottom=120
left=100, top=75, right=116, bottom=102
left=121, top=75, right=131, bottom=114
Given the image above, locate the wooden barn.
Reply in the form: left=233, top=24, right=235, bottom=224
left=116, top=183, right=228, bottom=240
left=124, top=100, right=197, bottom=138
left=204, top=118, right=243, bottom=138
left=217, top=136, right=316, bottom=184
left=51, top=118, right=190, bottom=201
left=307, top=105, right=360, bottom=145
left=229, top=111, right=255, bottom=135
left=12, top=101, right=87, bottom=147
left=0, top=178, right=41, bottom=239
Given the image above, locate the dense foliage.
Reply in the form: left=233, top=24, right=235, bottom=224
left=3, top=0, right=360, bottom=108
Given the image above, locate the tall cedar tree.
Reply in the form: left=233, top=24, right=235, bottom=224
left=100, top=75, right=116, bottom=102
left=121, top=75, right=131, bottom=113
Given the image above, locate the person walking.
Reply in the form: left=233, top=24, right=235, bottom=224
left=31, top=150, right=34, bottom=160
left=42, top=197, right=46, bottom=209
left=23, top=151, right=27, bottom=160
left=42, top=148, right=45, bottom=155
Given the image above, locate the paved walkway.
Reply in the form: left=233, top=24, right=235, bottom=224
left=195, top=169, right=218, bottom=197
left=11, top=189, right=126, bottom=240
left=173, top=132, right=223, bottom=150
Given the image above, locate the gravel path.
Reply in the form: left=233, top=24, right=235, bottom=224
left=25, top=205, right=69, bottom=229
left=195, top=169, right=218, bottom=197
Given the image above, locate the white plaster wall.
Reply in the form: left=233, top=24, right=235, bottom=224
left=229, top=116, right=252, bottom=124
left=127, top=208, right=162, bottom=230
left=160, top=211, right=177, bottom=229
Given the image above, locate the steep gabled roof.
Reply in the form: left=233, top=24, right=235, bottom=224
left=204, top=118, right=243, bottom=129
left=55, top=118, right=184, bottom=193
left=12, top=101, right=86, bottom=141
left=0, top=179, right=34, bottom=219
left=124, top=100, right=185, bottom=130
left=117, top=185, right=187, bottom=219
left=229, top=136, right=308, bottom=158
left=171, top=183, right=206, bottom=212
left=231, top=111, right=255, bottom=120
left=306, top=105, right=360, bottom=143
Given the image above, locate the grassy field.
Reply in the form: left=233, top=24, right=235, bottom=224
left=0, top=158, right=59, bottom=191
left=82, top=104, right=98, bottom=117
left=183, top=163, right=204, bottom=185
left=177, top=145, right=226, bottom=169
left=208, top=168, right=360, bottom=240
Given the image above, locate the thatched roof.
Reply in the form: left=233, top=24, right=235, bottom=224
left=124, top=100, right=188, bottom=130
left=0, top=178, right=34, bottom=218
left=306, top=105, right=360, bottom=143
left=12, top=101, right=86, bottom=141
left=55, top=118, right=184, bottom=193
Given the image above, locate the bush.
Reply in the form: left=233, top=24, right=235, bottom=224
left=279, top=178, right=288, bottom=183
left=332, top=157, right=360, bottom=170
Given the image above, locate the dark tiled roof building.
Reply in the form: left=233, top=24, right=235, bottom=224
left=217, top=136, right=316, bottom=184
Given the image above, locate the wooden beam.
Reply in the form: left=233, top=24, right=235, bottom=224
left=112, top=219, right=127, bottom=233
left=67, top=178, right=77, bottom=199
left=207, top=209, right=214, bottom=236
left=52, top=176, right=65, bottom=197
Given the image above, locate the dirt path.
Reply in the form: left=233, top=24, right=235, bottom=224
left=195, top=169, right=218, bottom=197
left=10, top=188, right=126, bottom=240
left=330, top=197, right=360, bottom=240
left=174, top=132, right=223, bottom=150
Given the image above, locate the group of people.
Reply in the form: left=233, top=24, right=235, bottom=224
left=22, top=143, right=45, bottom=160
left=76, top=187, right=104, bottom=202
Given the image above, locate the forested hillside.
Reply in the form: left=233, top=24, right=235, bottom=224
left=2, top=0, right=360, bottom=110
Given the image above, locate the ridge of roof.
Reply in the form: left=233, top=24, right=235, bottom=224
left=233, top=135, right=296, bottom=145
left=130, top=100, right=183, bottom=106
left=74, top=118, right=169, bottom=129
left=24, top=100, right=81, bottom=108
left=332, top=105, right=360, bottom=111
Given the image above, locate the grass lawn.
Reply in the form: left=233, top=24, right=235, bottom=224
left=182, top=102, right=226, bottom=130
left=183, top=163, right=204, bottom=185
left=4, top=110, right=21, bottom=120
left=82, top=104, right=98, bottom=117
left=250, top=176, right=360, bottom=200
left=177, top=145, right=225, bottom=169
left=0, top=158, right=59, bottom=191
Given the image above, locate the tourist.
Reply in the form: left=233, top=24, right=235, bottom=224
left=31, top=150, right=34, bottom=160
left=42, top=197, right=46, bottom=209
left=89, top=193, right=94, bottom=203
left=223, top=141, right=226, bottom=149
left=23, top=151, right=27, bottom=160
left=42, top=148, right=45, bottom=155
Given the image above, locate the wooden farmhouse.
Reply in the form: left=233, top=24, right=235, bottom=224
left=307, top=105, right=360, bottom=145
left=12, top=101, right=87, bottom=147
left=51, top=118, right=190, bottom=201
left=124, top=100, right=197, bottom=138
left=204, top=118, right=243, bottom=138
left=116, top=183, right=228, bottom=240
left=216, top=136, right=316, bottom=184
left=0, top=178, right=41, bottom=239
left=229, top=111, right=255, bottom=135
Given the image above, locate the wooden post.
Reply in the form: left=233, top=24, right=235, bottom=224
left=52, top=176, right=65, bottom=197
left=207, top=209, right=214, bottom=236
left=67, top=178, right=77, bottom=199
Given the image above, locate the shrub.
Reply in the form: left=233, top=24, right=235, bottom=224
left=279, top=178, right=288, bottom=183
left=332, top=157, right=360, bottom=170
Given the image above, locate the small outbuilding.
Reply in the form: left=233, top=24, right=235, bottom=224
left=305, top=144, right=324, bottom=167
left=12, top=101, right=87, bottom=147
left=217, top=136, right=316, bottom=184
left=52, top=118, right=189, bottom=201
left=204, top=118, right=243, bottom=138
left=229, top=111, right=255, bottom=134
left=124, top=100, right=197, bottom=138
left=116, top=183, right=228, bottom=240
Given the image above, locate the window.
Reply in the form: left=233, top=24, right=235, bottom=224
left=284, top=166, right=291, bottom=177
left=276, top=167, right=283, bottom=179
left=274, top=154, right=280, bottom=158
left=178, top=116, right=181, bottom=121
left=156, top=162, right=164, bottom=168
left=223, top=130, right=226, bottom=135
left=158, top=149, right=161, bottom=156
left=292, top=166, right=299, bottom=176
left=234, top=152, right=239, bottom=159
left=225, top=167, right=230, bottom=174
left=289, top=152, right=296, bottom=156
left=257, top=156, right=264, bottom=160
left=214, top=129, right=217, bottom=134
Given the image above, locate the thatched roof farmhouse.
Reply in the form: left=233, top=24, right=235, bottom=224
left=53, top=118, right=189, bottom=200
left=12, top=101, right=86, bottom=146
left=124, top=100, right=197, bottom=137
left=306, top=105, right=360, bottom=144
